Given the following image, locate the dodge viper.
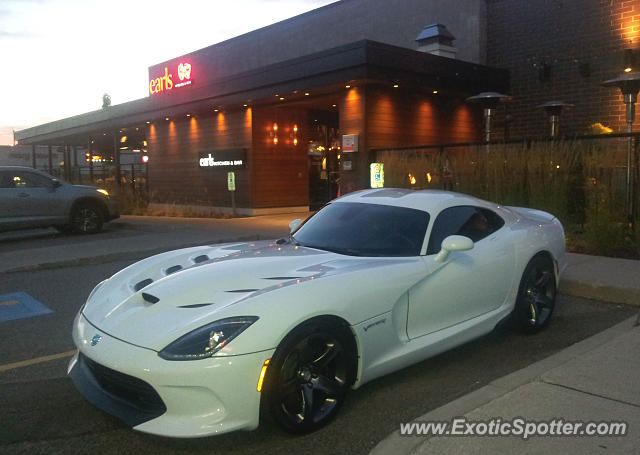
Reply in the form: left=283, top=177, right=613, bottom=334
left=68, top=188, right=566, bottom=437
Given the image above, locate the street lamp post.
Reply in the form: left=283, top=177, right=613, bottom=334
left=601, top=72, right=640, bottom=226
left=537, top=101, right=574, bottom=137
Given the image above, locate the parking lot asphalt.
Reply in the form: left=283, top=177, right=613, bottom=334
left=0, top=257, right=635, bottom=455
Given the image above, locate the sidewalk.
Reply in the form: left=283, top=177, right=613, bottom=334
left=371, top=315, right=639, bottom=454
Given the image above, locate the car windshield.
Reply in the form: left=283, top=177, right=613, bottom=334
left=292, top=202, right=430, bottom=257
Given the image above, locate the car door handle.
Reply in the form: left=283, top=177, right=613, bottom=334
left=18, top=193, right=30, bottom=198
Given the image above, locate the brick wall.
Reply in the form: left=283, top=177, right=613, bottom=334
left=487, top=0, right=640, bottom=138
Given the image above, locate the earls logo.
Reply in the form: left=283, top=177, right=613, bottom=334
left=149, top=62, right=192, bottom=95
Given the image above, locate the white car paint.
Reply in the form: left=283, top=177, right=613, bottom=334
left=69, top=189, right=566, bottom=437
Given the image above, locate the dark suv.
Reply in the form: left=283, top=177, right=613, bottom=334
left=0, top=166, right=119, bottom=234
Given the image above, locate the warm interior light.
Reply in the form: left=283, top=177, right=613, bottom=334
left=243, top=104, right=248, bottom=107
left=97, top=189, right=109, bottom=196
left=186, top=113, right=191, bottom=117
left=332, top=104, right=337, bottom=107
left=393, top=84, right=399, bottom=88
left=305, top=92, right=310, bottom=96
left=256, top=359, right=270, bottom=392
left=214, top=109, right=219, bottom=112
left=426, top=172, right=432, bottom=183
left=409, top=173, right=416, bottom=185
left=345, top=85, right=351, bottom=88
left=120, top=136, right=127, bottom=143
left=293, top=124, right=298, bottom=132
left=165, top=117, right=170, bottom=121
left=273, top=123, right=278, bottom=131
left=625, top=67, right=632, bottom=72
left=279, top=97, right=285, bottom=101
left=432, top=90, right=438, bottom=94
left=273, top=137, right=278, bottom=144
left=145, top=121, right=150, bottom=124
left=293, top=138, right=298, bottom=146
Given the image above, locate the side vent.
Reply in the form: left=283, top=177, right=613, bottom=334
left=141, top=292, right=160, bottom=304
left=165, top=265, right=183, bottom=275
left=178, top=303, right=213, bottom=308
left=193, top=254, right=209, bottom=264
left=134, top=278, right=153, bottom=292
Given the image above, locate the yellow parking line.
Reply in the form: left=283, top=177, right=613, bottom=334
left=0, top=350, right=76, bottom=373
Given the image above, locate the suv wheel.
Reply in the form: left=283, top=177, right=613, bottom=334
left=71, top=202, right=104, bottom=234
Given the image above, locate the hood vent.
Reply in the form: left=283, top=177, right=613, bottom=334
left=165, top=265, right=183, bottom=275
left=193, top=254, right=209, bottom=264
left=134, top=278, right=153, bottom=292
left=141, top=292, right=160, bottom=304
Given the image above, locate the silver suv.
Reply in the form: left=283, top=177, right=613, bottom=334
left=0, top=166, right=119, bottom=234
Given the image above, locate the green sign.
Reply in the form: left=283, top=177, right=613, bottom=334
left=227, top=172, right=236, bottom=191
left=370, top=163, right=384, bottom=188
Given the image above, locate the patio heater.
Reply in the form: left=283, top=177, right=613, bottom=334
left=537, top=101, right=574, bottom=137
left=601, top=72, right=640, bottom=226
left=466, top=92, right=510, bottom=143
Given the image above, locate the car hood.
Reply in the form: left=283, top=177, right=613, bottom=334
left=82, top=240, right=396, bottom=351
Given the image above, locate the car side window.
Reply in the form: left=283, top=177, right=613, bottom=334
left=12, top=172, right=52, bottom=188
left=0, top=171, right=15, bottom=188
left=427, top=206, right=505, bottom=254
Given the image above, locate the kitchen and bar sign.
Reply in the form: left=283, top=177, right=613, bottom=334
left=198, top=149, right=246, bottom=169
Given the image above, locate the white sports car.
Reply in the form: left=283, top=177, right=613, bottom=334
left=68, top=189, right=566, bottom=437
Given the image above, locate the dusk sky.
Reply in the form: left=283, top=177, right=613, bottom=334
left=0, top=0, right=337, bottom=145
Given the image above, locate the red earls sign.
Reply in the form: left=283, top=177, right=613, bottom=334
left=149, top=62, right=193, bottom=95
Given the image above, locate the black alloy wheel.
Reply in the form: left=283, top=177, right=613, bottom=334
left=71, top=203, right=104, bottom=234
left=514, top=255, right=557, bottom=334
left=265, top=323, right=354, bottom=434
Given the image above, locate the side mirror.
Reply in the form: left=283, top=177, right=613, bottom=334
left=434, top=235, right=474, bottom=263
left=289, top=218, right=302, bottom=234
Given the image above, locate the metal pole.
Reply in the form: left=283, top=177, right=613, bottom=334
left=624, top=93, right=636, bottom=225
left=72, top=145, right=78, bottom=183
left=550, top=114, right=559, bottom=138
left=31, top=144, right=36, bottom=169
left=483, top=108, right=493, bottom=143
left=231, top=191, right=236, bottom=217
left=113, top=134, right=121, bottom=187
left=47, top=145, right=53, bottom=175
left=88, top=139, right=94, bottom=183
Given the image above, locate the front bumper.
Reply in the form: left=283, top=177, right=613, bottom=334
left=69, top=313, right=274, bottom=437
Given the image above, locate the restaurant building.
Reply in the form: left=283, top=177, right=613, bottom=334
left=14, top=0, right=638, bottom=214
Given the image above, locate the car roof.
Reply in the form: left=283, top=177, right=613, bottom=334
left=334, top=188, right=500, bottom=214
left=0, top=166, right=54, bottom=177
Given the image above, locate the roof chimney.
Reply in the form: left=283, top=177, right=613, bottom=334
left=415, top=24, right=457, bottom=59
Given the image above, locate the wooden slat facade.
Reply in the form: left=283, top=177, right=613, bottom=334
left=148, top=84, right=482, bottom=209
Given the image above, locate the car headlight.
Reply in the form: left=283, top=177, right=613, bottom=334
left=96, top=189, right=109, bottom=197
left=158, top=316, right=259, bottom=361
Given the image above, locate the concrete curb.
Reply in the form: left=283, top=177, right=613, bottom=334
left=369, top=315, right=639, bottom=455
left=0, top=235, right=261, bottom=274
left=559, top=278, right=640, bottom=307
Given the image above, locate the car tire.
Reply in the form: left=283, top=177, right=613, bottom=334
left=71, top=202, right=104, bottom=234
left=512, top=255, right=557, bottom=334
left=263, top=322, right=355, bottom=434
